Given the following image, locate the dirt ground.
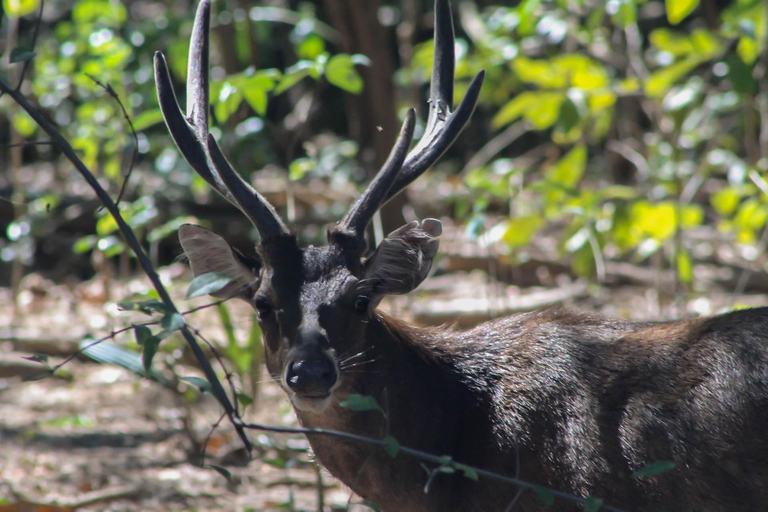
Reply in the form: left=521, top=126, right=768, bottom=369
left=1, top=248, right=767, bottom=511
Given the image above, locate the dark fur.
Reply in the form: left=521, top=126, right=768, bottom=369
left=180, top=230, right=768, bottom=511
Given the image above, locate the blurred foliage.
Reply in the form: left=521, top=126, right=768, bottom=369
left=0, top=0, right=767, bottom=289
left=431, top=0, right=767, bottom=284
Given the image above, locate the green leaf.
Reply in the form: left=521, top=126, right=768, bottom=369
left=235, top=391, right=254, bottom=407
left=207, top=465, right=232, bottom=481
left=186, top=272, right=233, bottom=299
left=500, top=216, right=544, bottom=248
left=711, top=187, right=741, bottom=215
left=650, top=29, right=694, bottom=56
left=141, top=336, right=160, bottom=374
left=523, top=92, right=565, bottom=129
left=214, top=83, right=243, bottom=123
left=547, top=145, right=587, bottom=188
left=726, top=55, right=758, bottom=94
left=134, top=325, right=154, bottom=345
left=532, top=485, right=555, bottom=505
left=326, top=54, right=364, bottom=94
left=492, top=92, right=535, bottom=128
left=161, top=312, right=185, bottom=332
left=72, top=235, right=97, bottom=254
left=677, top=248, right=693, bottom=285
left=9, top=47, right=36, bottom=63
left=23, top=370, right=54, bottom=381
left=453, top=463, right=479, bottom=481
left=12, top=109, right=36, bottom=137
left=665, top=0, right=699, bottom=25
left=135, top=299, right=171, bottom=315
left=22, top=354, right=49, bottom=364
left=384, top=436, right=399, bottom=458
left=737, top=36, right=759, bottom=65
left=131, top=109, right=165, bottom=131
left=275, top=62, right=318, bottom=94
left=181, top=376, right=213, bottom=393
left=340, top=394, right=385, bottom=415
left=645, top=58, right=700, bottom=98
left=583, top=495, right=604, bottom=512
left=3, top=0, right=39, bottom=17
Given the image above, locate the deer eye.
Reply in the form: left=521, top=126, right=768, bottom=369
left=254, top=296, right=273, bottom=315
left=354, top=296, right=370, bottom=314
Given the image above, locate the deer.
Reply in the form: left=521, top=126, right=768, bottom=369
left=154, top=0, right=768, bottom=510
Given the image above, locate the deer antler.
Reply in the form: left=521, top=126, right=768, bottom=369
left=334, top=0, right=484, bottom=243
left=154, top=0, right=289, bottom=241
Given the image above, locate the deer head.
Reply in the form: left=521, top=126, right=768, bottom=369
left=154, top=0, right=484, bottom=413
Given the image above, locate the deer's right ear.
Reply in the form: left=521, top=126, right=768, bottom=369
left=178, top=224, right=261, bottom=301
left=362, top=219, right=441, bottom=303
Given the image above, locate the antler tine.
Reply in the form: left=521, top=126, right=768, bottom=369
left=337, top=109, right=417, bottom=238
left=382, top=0, right=485, bottom=204
left=186, top=0, right=210, bottom=138
left=154, top=0, right=289, bottom=241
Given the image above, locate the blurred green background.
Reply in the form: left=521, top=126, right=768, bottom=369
left=0, top=0, right=766, bottom=296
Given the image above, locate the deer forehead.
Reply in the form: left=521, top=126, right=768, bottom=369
left=267, top=245, right=359, bottom=307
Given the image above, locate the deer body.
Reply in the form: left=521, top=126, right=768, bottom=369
left=155, top=0, right=768, bottom=509
left=300, top=307, right=768, bottom=511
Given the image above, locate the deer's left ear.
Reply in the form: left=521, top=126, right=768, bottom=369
left=178, top=224, right=262, bottom=301
left=362, top=219, right=441, bottom=302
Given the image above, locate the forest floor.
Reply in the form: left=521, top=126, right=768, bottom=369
left=1, top=230, right=767, bottom=511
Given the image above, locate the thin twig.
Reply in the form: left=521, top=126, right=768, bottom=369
left=13, top=0, right=45, bottom=91
left=0, top=75, right=251, bottom=454
left=238, top=419, right=629, bottom=512
left=85, top=73, right=139, bottom=207
left=0, top=140, right=52, bottom=148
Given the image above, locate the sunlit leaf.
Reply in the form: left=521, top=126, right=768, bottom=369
left=524, top=92, right=565, bottom=129
left=492, top=92, right=536, bottom=128
left=737, top=37, right=759, bottom=65
left=650, top=29, right=694, bottom=56
left=500, top=216, right=544, bottom=248
left=326, top=54, right=364, bottom=94
left=665, top=0, right=699, bottom=25
left=677, top=248, right=693, bottom=285
left=547, top=144, right=587, bottom=188
left=3, top=0, right=39, bottom=17
left=711, top=187, right=741, bottom=215
left=131, top=109, right=164, bottom=131
left=644, top=57, right=699, bottom=98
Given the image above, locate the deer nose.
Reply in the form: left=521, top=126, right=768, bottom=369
left=286, top=359, right=338, bottom=396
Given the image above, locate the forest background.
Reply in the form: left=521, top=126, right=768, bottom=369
left=0, top=0, right=766, bottom=509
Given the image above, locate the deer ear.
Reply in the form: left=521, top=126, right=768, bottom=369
left=362, top=219, right=441, bottom=301
left=178, top=224, right=261, bottom=301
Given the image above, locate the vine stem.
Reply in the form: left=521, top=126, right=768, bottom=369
left=0, top=75, right=251, bottom=454
left=238, top=420, right=628, bottom=512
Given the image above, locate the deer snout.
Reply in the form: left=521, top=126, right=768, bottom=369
left=283, top=348, right=339, bottom=412
left=286, top=359, right=337, bottom=394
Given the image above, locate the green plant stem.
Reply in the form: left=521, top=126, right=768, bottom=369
left=0, top=75, right=251, bottom=453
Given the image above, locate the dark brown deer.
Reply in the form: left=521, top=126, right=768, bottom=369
left=154, top=1, right=768, bottom=510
